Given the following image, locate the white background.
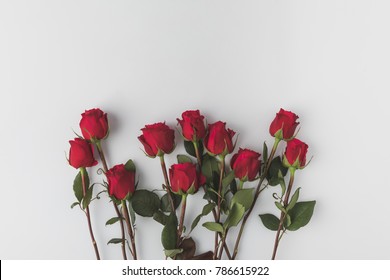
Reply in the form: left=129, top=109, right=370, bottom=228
left=0, top=0, right=389, bottom=260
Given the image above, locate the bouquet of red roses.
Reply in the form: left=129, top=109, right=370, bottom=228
left=67, top=108, right=315, bottom=260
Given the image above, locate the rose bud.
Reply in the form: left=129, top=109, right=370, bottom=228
left=169, top=163, right=205, bottom=195
left=106, top=164, right=136, bottom=200
left=269, top=108, right=299, bottom=140
left=68, top=138, right=98, bottom=169
left=79, top=108, right=109, bottom=141
left=177, top=110, right=206, bottom=141
left=138, top=122, right=175, bottom=157
left=283, top=138, right=309, bottom=169
left=230, top=148, right=261, bottom=182
left=204, top=121, right=236, bottom=156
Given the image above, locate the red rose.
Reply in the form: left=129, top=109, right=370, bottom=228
left=79, top=108, right=109, bottom=141
left=68, top=138, right=98, bottom=169
left=204, top=121, right=236, bottom=156
left=269, top=108, right=299, bottom=140
left=106, top=164, right=135, bottom=200
left=283, top=138, right=308, bottom=169
left=169, top=163, right=205, bottom=195
left=230, top=148, right=261, bottom=181
left=138, top=122, right=175, bottom=157
left=177, top=110, right=206, bottom=141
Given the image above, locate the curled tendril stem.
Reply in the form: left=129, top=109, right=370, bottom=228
left=97, top=168, right=105, bottom=175
left=90, top=190, right=106, bottom=202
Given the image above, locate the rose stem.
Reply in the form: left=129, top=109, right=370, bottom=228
left=231, top=138, right=281, bottom=260
left=271, top=168, right=295, bottom=260
left=159, top=155, right=176, bottom=212
left=213, top=154, right=225, bottom=260
left=95, top=140, right=127, bottom=260
left=121, top=200, right=138, bottom=260
left=177, top=194, right=187, bottom=246
left=238, top=180, right=244, bottom=191
left=193, top=142, right=232, bottom=260
left=80, top=167, right=101, bottom=260
left=218, top=180, right=245, bottom=259
left=193, top=141, right=202, bottom=166
left=217, top=181, right=245, bottom=259
left=217, top=229, right=228, bottom=260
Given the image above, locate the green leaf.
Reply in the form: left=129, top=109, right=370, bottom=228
left=190, top=215, right=202, bottom=233
left=153, top=210, right=168, bottom=225
left=127, top=201, right=136, bottom=226
left=222, top=170, right=235, bottom=188
left=266, top=156, right=288, bottom=186
left=284, top=213, right=292, bottom=227
left=202, top=202, right=216, bottom=215
left=161, top=213, right=178, bottom=250
left=224, top=203, right=245, bottom=229
left=184, top=140, right=203, bottom=158
left=190, top=203, right=216, bottom=233
left=70, top=202, right=79, bottom=209
left=229, top=178, right=237, bottom=194
left=278, top=170, right=287, bottom=197
left=201, top=154, right=220, bottom=181
left=164, top=249, right=183, bottom=258
left=231, top=188, right=254, bottom=211
left=107, top=238, right=124, bottom=245
left=160, top=193, right=182, bottom=213
left=202, top=222, right=224, bottom=233
left=131, top=190, right=160, bottom=217
left=105, top=217, right=122, bottom=226
left=262, top=142, right=268, bottom=169
left=286, top=188, right=300, bottom=212
left=287, top=201, right=316, bottom=231
left=124, top=159, right=136, bottom=172
left=259, top=214, right=280, bottom=231
left=82, top=184, right=94, bottom=209
left=177, top=154, right=193, bottom=164
left=275, top=201, right=286, bottom=213
left=73, top=171, right=84, bottom=203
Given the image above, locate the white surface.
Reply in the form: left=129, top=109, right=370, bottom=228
left=0, top=0, right=389, bottom=259
left=3, top=261, right=390, bottom=280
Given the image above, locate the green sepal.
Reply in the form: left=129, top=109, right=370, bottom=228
left=124, top=159, right=136, bottom=172
left=177, top=154, right=193, bottom=164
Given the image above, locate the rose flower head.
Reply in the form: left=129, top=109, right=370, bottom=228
left=138, top=122, right=175, bottom=157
